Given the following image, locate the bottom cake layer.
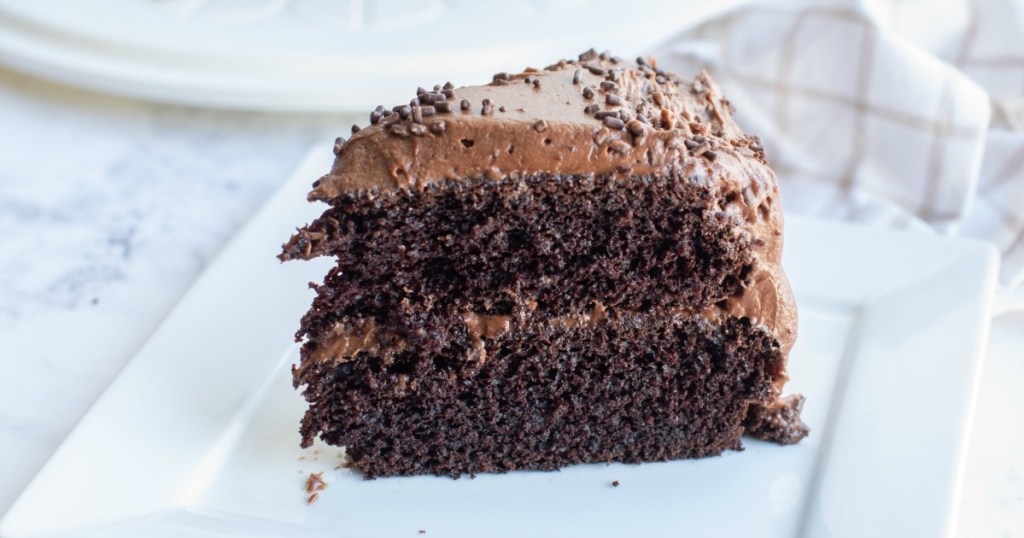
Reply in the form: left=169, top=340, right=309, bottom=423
left=296, top=313, right=792, bottom=479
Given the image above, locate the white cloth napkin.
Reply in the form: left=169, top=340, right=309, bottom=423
left=653, top=0, right=1024, bottom=289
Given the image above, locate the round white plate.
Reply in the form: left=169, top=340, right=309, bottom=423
left=0, top=0, right=742, bottom=112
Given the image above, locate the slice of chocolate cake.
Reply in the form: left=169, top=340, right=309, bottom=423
left=281, top=49, right=807, bottom=479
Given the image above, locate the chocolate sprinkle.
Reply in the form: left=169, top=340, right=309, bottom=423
left=533, top=120, right=548, bottom=133
left=421, top=106, right=437, bottom=117
left=482, top=104, right=493, bottom=116
left=690, top=141, right=712, bottom=156
left=419, top=92, right=445, bottom=105
left=603, top=116, right=625, bottom=130
left=499, top=105, right=507, bottom=112
left=584, top=104, right=600, bottom=114
left=416, top=86, right=428, bottom=96
left=582, top=87, right=595, bottom=100
left=605, top=94, right=623, bottom=106
left=389, top=124, right=409, bottom=137
left=493, top=72, right=511, bottom=82
left=333, top=136, right=345, bottom=155
left=443, top=81, right=454, bottom=90
left=660, top=109, right=675, bottom=129
left=460, top=99, right=471, bottom=111
left=429, top=120, right=447, bottom=134
left=370, top=110, right=382, bottom=125
left=608, top=140, right=630, bottom=154
left=703, top=150, right=718, bottom=161
left=600, top=81, right=618, bottom=92
left=585, top=64, right=606, bottom=76
left=684, top=139, right=699, bottom=150
left=435, top=101, right=453, bottom=113
left=350, top=124, right=360, bottom=134
left=594, top=110, right=619, bottom=120
left=626, top=119, right=646, bottom=137
left=573, top=69, right=583, bottom=84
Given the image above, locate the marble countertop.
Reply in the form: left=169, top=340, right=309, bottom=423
left=0, top=65, right=1020, bottom=536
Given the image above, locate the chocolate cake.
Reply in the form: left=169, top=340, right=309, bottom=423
left=281, top=49, right=807, bottom=479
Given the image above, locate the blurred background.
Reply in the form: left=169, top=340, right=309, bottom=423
left=0, top=0, right=1021, bottom=535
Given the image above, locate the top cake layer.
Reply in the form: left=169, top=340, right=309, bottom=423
left=313, top=49, right=767, bottom=200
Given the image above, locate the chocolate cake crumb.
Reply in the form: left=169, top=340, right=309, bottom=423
left=744, top=395, right=810, bottom=445
left=306, top=493, right=319, bottom=505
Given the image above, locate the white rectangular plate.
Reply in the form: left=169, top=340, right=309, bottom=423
left=1, top=147, right=998, bottom=538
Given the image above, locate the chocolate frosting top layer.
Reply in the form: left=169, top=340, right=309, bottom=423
left=314, top=50, right=763, bottom=198
left=308, top=49, right=797, bottom=390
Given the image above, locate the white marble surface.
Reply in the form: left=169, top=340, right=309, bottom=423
left=0, top=65, right=1020, bottom=536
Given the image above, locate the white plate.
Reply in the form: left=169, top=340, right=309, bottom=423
left=0, top=147, right=998, bottom=538
left=0, top=0, right=744, bottom=112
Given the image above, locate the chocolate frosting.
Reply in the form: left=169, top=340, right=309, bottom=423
left=306, top=50, right=797, bottom=394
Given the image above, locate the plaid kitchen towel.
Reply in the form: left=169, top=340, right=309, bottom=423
left=654, top=0, right=1024, bottom=288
